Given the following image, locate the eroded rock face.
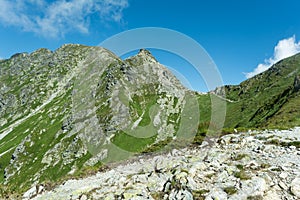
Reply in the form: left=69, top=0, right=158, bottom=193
left=27, top=127, right=300, bottom=200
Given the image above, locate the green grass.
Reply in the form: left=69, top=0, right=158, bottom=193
left=220, top=54, right=300, bottom=128
left=0, top=45, right=109, bottom=196
left=111, top=130, right=156, bottom=153
left=192, top=189, right=210, bottom=200
left=234, top=153, right=249, bottom=161
left=129, top=86, right=159, bottom=127
left=5, top=104, right=67, bottom=192
left=224, top=186, right=237, bottom=195
left=266, top=139, right=300, bottom=148
left=142, top=137, right=172, bottom=153
left=151, top=191, right=165, bottom=200
left=236, top=164, right=244, bottom=170
left=197, top=95, right=212, bottom=124
left=0, top=88, right=75, bottom=194
left=234, top=170, right=251, bottom=180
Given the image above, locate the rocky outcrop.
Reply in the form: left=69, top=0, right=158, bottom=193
left=27, top=127, right=300, bottom=200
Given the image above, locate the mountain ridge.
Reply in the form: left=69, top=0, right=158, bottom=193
left=0, top=44, right=299, bottom=198
left=0, top=44, right=198, bottom=196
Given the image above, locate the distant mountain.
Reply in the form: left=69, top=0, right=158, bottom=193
left=0, top=45, right=299, bottom=197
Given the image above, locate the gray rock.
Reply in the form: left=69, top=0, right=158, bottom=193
left=205, top=187, right=228, bottom=200
left=26, top=128, right=300, bottom=200
left=291, top=177, right=300, bottom=198
left=263, top=189, right=281, bottom=200
left=232, top=177, right=267, bottom=199
left=279, top=172, right=288, bottom=179
left=23, top=186, right=37, bottom=199
left=79, top=194, right=88, bottom=200
left=278, top=181, right=288, bottom=191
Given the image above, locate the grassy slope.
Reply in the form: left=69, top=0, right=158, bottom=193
left=0, top=45, right=92, bottom=196
left=194, top=53, right=300, bottom=131
left=223, top=53, right=300, bottom=129
left=264, top=92, right=300, bottom=128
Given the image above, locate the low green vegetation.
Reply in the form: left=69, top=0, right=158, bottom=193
left=234, top=153, right=249, bottom=161
left=151, top=191, right=165, bottom=200
left=266, top=139, right=300, bottom=148
left=222, top=54, right=300, bottom=129
left=129, top=84, right=159, bottom=127
left=234, top=169, right=251, bottom=180
left=192, top=189, right=210, bottom=200
left=224, top=186, right=238, bottom=195
left=111, top=130, right=156, bottom=152
left=142, top=137, right=173, bottom=153
left=236, top=164, right=244, bottom=170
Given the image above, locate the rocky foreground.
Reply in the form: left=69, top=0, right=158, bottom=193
left=24, top=128, right=300, bottom=200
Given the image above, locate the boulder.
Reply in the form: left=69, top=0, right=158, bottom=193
left=291, top=177, right=300, bottom=198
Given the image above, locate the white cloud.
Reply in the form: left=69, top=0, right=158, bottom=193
left=0, top=0, right=129, bottom=38
left=245, top=36, right=300, bottom=78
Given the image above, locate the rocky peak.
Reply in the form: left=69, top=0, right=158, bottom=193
left=136, top=48, right=157, bottom=62
left=138, top=48, right=151, bottom=56
left=34, top=48, right=52, bottom=54
left=10, top=52, right=28, bottom=59
left=58, top=43, right=84, bottom=50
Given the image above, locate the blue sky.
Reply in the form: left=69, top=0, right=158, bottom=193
left=0, top=0, right=300, bottom=92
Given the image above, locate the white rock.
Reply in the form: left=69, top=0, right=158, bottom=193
left=278, top=181, right=288, bottom=191
left=80, top=194, right=88, bottom=200
left=260, top=173, right=274, bottom=186
left=217, top=171, right=229, bottom=183
left=291, top=177, right=300, bottom=198
left=205, top=187, right=228, bottom=200
left=23, top=186, right=37, bottom=199
left=171, top=149, right=182, bottom=156
left=28, top=128, right=300, bottom=200
left=225, top=166, right=237, bottom=176
left=200, top=141, right=209, bottom=147
left=263, top=189, right=281, bottom=200
left=37, top=185, right=44, bottom=194
left=187, top=176, right=198, bottom=190
left=220, top=136, right=232, bottom=145
left=176, top=189, right=193, bottom=200
left=279, top=172, right=288, bottom=179
left=289, top=146, right=296, bottom=150
left=239, top=177, right=267, bottom=197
